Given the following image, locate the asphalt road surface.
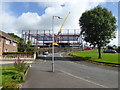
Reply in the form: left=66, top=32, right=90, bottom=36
left=37, top=53, right=118, bottom=88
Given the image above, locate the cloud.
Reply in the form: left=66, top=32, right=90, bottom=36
left=0, top=0, right=107, bottom=31
left=0, top=0, right=118, bottom=45
left=16, top=12, right=41, bottom=30
left=0, top=2, right=17, bottom=33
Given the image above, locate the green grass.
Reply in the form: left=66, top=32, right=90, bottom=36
left=0, top=66, right=28, bottom=86
left=0, top=70, right=2, bottom=86
left=0, top=66, right=15, bottom=70
left=2, top=70, right=24, bottom=85
left=70, top=49, right=119, bottom=64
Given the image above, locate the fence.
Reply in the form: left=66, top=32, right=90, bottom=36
left=0, top=53, right=36, bottom=60
left=38, top=47, right=82, bottom=54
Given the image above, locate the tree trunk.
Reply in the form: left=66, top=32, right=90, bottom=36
left=98, top=44, right=102, bottom=59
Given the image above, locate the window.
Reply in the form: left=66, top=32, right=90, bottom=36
left=4, top=49, right=8, bottom=52
left=13, top=50, right=16, bottom=52
left=13, top=42, right=16, bottom=46
left=6, top=40, right=10, bottom=45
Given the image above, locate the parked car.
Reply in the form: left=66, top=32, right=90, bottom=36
left=43, top=51, right=49, bottom=55
left=103, top=49, right=117, bottom=53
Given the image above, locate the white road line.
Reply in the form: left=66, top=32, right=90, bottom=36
left=44, top=55, right=46, bottom=62
left=60, top=53, right=63, bottom=57
left=61, top=70, right=108, bottom=88
left=59, top=53, right=79, bottom=64
left=59, top=53, right=108, bottom=88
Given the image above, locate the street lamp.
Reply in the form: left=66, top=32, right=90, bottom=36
left=52, top=16, right=62, bottom=72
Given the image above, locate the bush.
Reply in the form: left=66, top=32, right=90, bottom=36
left=3, top=52, right=34, bottom=55
left=116, top=46, right=120, bottom=53
left=2, top=82, right=19, bottom=90
left=14, top=58, right=28, bottom=72
left=12, top=72, right=24, bottom=81
left=107, top=46, right=114, bottom=50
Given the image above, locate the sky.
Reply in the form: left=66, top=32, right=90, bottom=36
left=0, top=0, right=119, bottom=46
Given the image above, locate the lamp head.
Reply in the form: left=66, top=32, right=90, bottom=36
left=58, top=16, right=63, bottom=19
left=54, top=16, right=63, bottom=19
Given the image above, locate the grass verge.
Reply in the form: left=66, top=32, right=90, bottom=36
left=1, top=65, right=29, bottom=86
left=0, top=70, right=2, bottom=86
left=0, top=66, right=15, bottom=70
left=2, top=70, right=24, bottom=85
left=70, top=49, right=119, bottom=64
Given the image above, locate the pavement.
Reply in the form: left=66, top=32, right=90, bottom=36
left=21, top=60, right=104, bottom=88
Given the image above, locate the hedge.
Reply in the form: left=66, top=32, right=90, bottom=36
left=3, top=52, right=34, bottom=55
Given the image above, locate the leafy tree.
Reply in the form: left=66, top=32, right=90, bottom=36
left=79, top=6, right=117, bottom=58
left=8, top=33, right=35, bottom=52
left=112, top=45, right=117, bottom=49
left=18, top=40, right=26, bottom=52
left=107, top=45, right=114, bottom=50
left=8, top=33, right=23, bottom=42
left=8, top=33, right=25, bottom=52
left=26, top=40, right=32, bottom=52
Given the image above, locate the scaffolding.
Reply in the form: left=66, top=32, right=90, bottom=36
left=22, top=29, right=82, bottom=47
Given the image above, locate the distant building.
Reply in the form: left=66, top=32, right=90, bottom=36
left=0, top=30, right=18, bottom=56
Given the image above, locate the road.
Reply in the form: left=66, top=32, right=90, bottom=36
left=38, top=53, right=118, bottom=88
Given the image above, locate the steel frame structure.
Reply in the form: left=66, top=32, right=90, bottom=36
left=22, top=29, right=82, bottom=47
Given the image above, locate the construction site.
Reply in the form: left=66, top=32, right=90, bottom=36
left=22, top=29, right=82, bottom=47
left=21, top=12, right=83, bottom=48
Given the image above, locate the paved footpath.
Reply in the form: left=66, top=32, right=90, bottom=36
left=21, top=59, right=106, bottom=88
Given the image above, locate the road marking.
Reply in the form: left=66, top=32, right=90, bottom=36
left=59, top=53, right=78, bottom=64
left=59, top=53, right=108, bottom=88
left=60, top=53, right=63, bottom=57
left=61, top=70, right=108, bottom=88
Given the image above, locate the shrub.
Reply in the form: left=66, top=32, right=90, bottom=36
left=3, top=52, right=34, bottom=55
left=2, top=70, right=18, bottom=75
left=14, top=57, right=28, bottom=72
left=12, top=72, right=24, bottom=81
left=2, top=82, right=19, bottom=90
left=107, top=46, right=114, bottom=50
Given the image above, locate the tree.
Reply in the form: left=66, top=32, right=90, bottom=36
left=26, top=40, right=32, bottom=52
left=8, top=33, right=23, bottom=42
left=118, top=46, right=120, bottom=53
left=79, top=6, right=117, bottom=59
left=8, top=33, right=25, bottom=52
left=8, top=33, right=34, bottom=52
left=107, top=45, right=114, bottom=50
left=18, top=40, right=26, bottom=52
left=112, top=45, right=117, bottom=49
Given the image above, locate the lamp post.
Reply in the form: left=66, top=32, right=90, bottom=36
left=52, top=16, right=62, bottom=72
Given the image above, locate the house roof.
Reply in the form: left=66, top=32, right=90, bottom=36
left=0, top=30, right=18, bottom=43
